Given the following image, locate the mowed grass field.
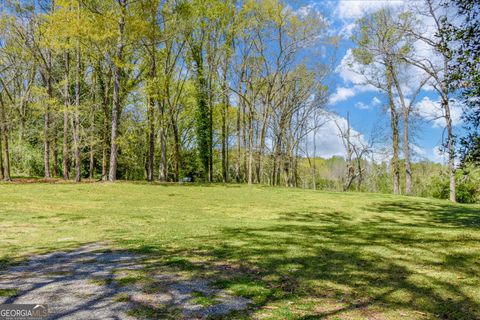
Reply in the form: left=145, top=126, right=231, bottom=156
left=0, top=182, right=479, bottom=319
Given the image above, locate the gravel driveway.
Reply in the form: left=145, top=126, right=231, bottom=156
left=0, top=243, right=249, bottom=319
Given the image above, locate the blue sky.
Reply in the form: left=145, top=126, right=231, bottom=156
left=286, top=0, right=463, bottom=163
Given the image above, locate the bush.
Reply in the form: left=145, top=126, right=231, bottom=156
left=430, top=165, right=480, bottom=203
left=456, top=165, right=480, bottom=204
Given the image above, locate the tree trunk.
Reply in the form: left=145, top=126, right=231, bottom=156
left=387, top=63, right=400, bottom=195
left=108, top=1, right=126, bottom=182
left=403, top=112, right=412, bottom=194
left=221, top=67, right=229, bottom=183
left=0, top=126, right=3, bottom=180
left=102, top=136, right=108, bottom=181
left=0, top=94, right=10, bottom=181
left=257, top=106, right=269, bottom=184
left=235, top=95, right=241, bottom=182
left=444, top=97, right=456, bottom=202
left=89, top=112, right=95, bottom=179
left=208, top=96, right=213, bottom=183
left=247, top=109, right=253, bottom=185
left=63, top=51, right=70, bottom=180
left=52, top=136, right=58, bottom=177
left=44, top=63, right=52, bottom=179
left=312, top=113, right=317, bottom=190
left=443, top=55, right=456, bottom=202
left=147, top=51, right=156, bottom=182
left=170, top=113, right=180, bottom=182
left=158, top=119, right=167, bottom=182
left=147, top=97, right=155, bottom=181
left=391, top=69, right=412, bottom=194
left=73, top=38, right=82, bottom=183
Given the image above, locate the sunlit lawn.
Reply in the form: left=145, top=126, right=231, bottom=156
left=0, top=182, right=479, bottom=319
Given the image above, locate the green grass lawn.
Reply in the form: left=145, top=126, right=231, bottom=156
left=1, top=182, right=479, bottom=319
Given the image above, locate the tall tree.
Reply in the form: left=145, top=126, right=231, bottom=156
left=443, top=0, right=480, bottom=166
left=403, top=0, right=457, bottom=201
left=351, top=9, right=411, bottom=194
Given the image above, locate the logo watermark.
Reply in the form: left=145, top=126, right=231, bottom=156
left=0, top=304, right=48, bottom=320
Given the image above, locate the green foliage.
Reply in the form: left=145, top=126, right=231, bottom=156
left=430, top=165, right=480, bottom=204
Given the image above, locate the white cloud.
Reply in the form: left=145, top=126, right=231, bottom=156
left=411, top=144, right=426, bottom=158
left=329, top=87, right=356, bottom=104
left=339, top=22, right=356, bottom=39
left=415, top=96, right=463, bottom=128
left=336, top=49, right=365, bottom=85
left=336, top=0, right=407, bottom=20
left=355, top=102, right=370, bottom=110
left=431, top=146, right=446, bottom=163
left=371, top=96, right=381, bottom=106
left=295, top=4, right=316, bottom=17
left=305, top=113, right=367, bottom=159
left=329, top=49, right=382, bottom=104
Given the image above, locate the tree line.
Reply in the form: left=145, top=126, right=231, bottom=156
left=0, top=0, right=478, bottom=202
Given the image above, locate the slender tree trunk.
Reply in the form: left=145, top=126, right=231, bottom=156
left=444, top=97, right=456, bottom=202
left=52, top=136, right=58, bottom=177
left=158, top=99, right=167, bottom=182
left=89, top=147, right=94, bottom=179
left=0, top=95, right=10, bottom=181
left=147, top=51, right=156, bottom=182
left=44, top=65, right=52, bottom=179
left=274, top=122, right=285, bottom=186
left=247, top=108, right=253, bottom=185
left=0, top=129, right=10, bottom=182
left=257, top=106, right=269, bottom=184
left=158, top=121, right=167, bottom=182
left=391, top=69, right=412, bottom=194
left=403, top=112, right=412, bottom=194
left=170, top=114, right=180, bottom=182
left=242, top=102, right=248, bottom=183
left=73, top=38, right=82, bottom=183
left=208, top=97, right=213, bottom=183
left=89, top=111, right=95, bottom=179
left=0, top=125, right=3, bottom=181
left=387, top=63, right=400, bottom=194
left=102, top=133, right=108, bottom=180
left=63, top=51, right=70, bottom=180
left=443, top=55, right=456, bottom=202
left=221, top=66, right=229, bottom=183
left=147, top=97, right=155, bottom=181
left=235, top=96, right=241, bottom=182
left=108, top=1, right=126, bottom=182
left=312, top=113, right=317, bottom=190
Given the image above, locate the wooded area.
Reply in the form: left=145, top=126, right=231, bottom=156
left=0, top=0, right=478, bottom=202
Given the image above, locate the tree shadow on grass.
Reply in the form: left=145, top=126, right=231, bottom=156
left=138, top=201, right=480, bottom=319
left=368, top=200, right=480, bottom=228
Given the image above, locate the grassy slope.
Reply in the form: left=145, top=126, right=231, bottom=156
left=0, top=183, right=479, bottom=319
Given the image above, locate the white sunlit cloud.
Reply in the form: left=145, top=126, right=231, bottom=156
left=330, top=49, right=380, bottom=105
left=336, top=0, right=407, bottom=21
left=303, top=112, right=368, bottom=159
left=371, top=96, right=381, bottom=106
left=432, top=146, right=446, bottom=163
left=355, top=101, right=369, bottom=110
left=415, top=96, right=463, bottom=128
left=336, top=49, right=365, bottom=85
left=329, top=87, right=356, bottom=104
left=410, top=144, right=427, bottom=159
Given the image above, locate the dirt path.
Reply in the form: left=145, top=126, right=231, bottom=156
left=0, top=244, right=249, bottom=319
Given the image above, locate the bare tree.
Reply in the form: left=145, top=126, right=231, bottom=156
left=335, top=113, right=371, bottom=191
